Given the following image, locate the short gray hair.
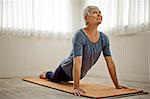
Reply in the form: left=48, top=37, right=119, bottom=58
left=83, top=6, right=100, bottom=18
left=83, top=6, right=100, bottom=25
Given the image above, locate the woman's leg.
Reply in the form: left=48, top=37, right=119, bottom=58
left=45, top=65, right=72, bottom=83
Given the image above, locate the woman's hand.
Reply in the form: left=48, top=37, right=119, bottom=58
left=73, top=88, right=86, bottom=96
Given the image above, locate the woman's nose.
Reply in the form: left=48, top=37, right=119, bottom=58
left=101, top=16, right=102, bottom=20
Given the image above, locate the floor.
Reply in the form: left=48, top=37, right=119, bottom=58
left=0, top=76, right=149, bottom=99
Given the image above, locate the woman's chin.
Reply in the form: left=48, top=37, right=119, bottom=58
left=97, top=21, right=102, bottom=25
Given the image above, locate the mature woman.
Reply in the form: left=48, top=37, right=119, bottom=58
left=40, top=6, right=125, bottom=96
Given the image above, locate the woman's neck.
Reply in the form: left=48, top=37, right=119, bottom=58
left=84, top=25, right=98, bottom=36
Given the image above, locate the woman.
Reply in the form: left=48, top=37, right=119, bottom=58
left=40, top=6, right=125, bottom=96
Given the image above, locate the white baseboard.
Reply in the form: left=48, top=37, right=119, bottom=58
left=0, top=71, right=39, bottom=78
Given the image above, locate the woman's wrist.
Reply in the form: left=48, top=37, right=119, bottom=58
left=115, top=84, right=121, bottom=89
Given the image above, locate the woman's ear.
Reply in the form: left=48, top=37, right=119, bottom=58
left=85, top=15, right=90, bottom=25
left=85, top=16, right=89, bottom=22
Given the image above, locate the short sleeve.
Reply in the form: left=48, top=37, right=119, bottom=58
left=102, top=34, right=111, bottom=56
left=72, top=32, right=84, bottom=57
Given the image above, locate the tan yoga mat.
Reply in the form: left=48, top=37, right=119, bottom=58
left=23, top=77, right=143, bottom=98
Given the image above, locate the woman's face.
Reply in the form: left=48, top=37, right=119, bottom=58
left=86, top=9, right=102, bottom=25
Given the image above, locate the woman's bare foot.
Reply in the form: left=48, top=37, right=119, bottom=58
left=39, top=71, right=47, bottom=79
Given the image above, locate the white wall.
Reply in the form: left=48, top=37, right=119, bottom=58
left=0, top=32, right=150, bottom=83
left=0, top=37, right=72, bottom=78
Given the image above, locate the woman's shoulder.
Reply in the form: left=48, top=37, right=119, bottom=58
left=99, top=31, right=109, bottom=40
left=73, top=29, right=85, bottom=38
left=74, top=29, right=84, bottom=36
left=72, top=29, right=85, bottom=43
left=100, top=31, right=107, bottom=37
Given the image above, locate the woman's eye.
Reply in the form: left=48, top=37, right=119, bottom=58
left=99, top=11, right=101, bottom=14
left=93, top=11, right=97, bottom=14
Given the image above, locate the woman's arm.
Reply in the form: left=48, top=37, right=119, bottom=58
left=104, top=56, right=121, bottom=89
left=73, top=56, right=82, bottom=89
left=72, top=56, right=86, bottom=96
